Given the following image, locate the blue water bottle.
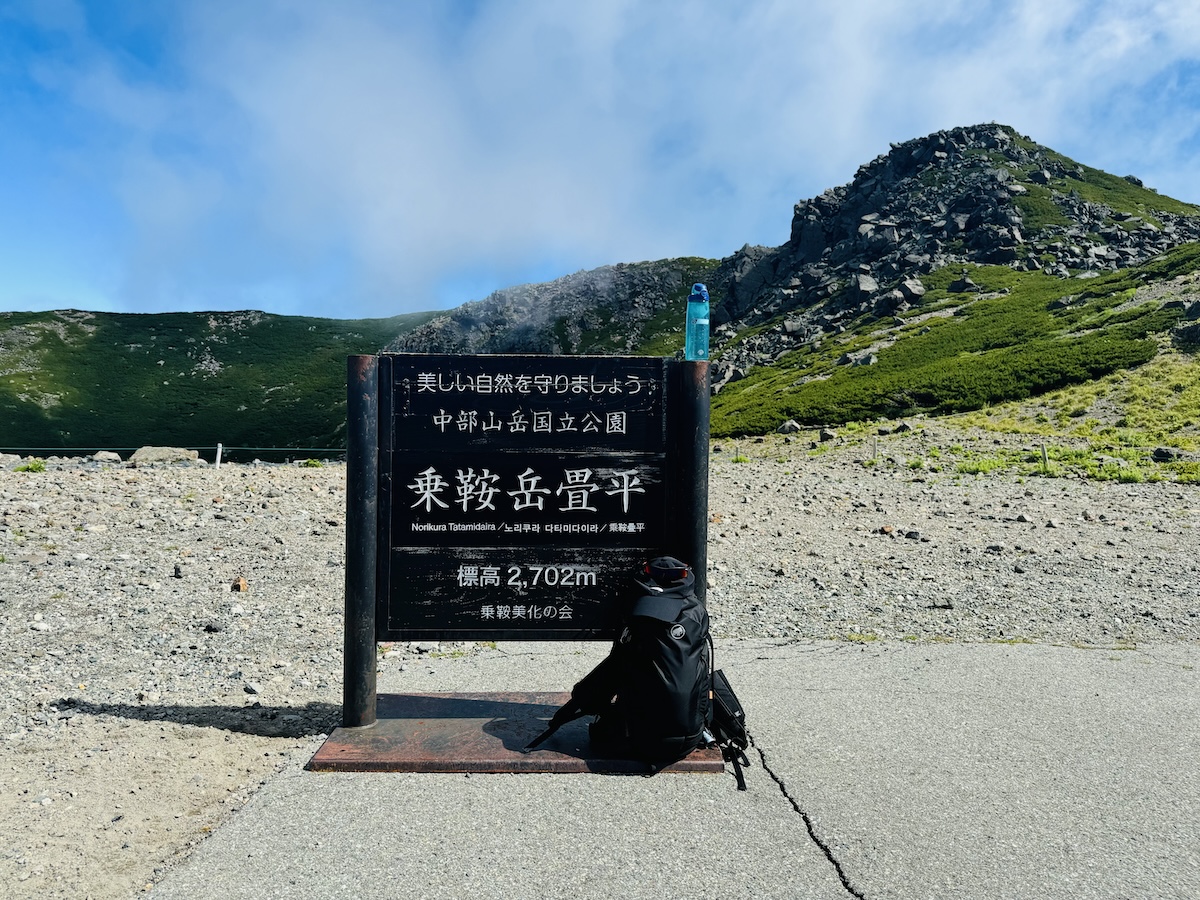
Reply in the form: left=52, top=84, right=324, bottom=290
left=684, top=283, right=709, bottom=360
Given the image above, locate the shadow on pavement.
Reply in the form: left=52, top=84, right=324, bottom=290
left=53, top=695, right=341, bottom=738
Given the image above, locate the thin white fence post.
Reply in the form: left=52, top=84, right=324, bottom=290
left=215, top=443, right=223, bottom=469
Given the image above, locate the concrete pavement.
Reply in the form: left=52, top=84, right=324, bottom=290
left=150, top=640, right=1200, bottom=899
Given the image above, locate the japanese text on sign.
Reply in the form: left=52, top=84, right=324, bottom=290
left=379, top=354, right=683, bottom=639
left=407, top=466, right=646, bottom=514
left=415, top=372, right=649, bottom=396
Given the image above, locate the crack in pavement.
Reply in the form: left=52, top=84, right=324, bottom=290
left=752, top=733, right=867, bottom=900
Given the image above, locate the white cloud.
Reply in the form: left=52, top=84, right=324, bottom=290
left=4, top=0, right=1200, bottom=317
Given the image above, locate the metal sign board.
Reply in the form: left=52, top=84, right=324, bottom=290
left=373, top=353, right=706, bottom=641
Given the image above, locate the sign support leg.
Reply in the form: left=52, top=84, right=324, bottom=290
left=344, top=355, right=379, bottom=728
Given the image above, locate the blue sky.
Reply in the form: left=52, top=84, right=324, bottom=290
left=2, top=0, right=1199, bottom=320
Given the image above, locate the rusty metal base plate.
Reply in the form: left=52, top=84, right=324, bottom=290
left=306, top=692, right=725, bottom=775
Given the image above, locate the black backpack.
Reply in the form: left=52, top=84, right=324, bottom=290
left=525, top=557, right=752, bottom=787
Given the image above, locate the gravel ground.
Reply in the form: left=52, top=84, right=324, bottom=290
left=2, top=427, right=1198, bottom=898
left=706, top=427, right=1200, bottom=644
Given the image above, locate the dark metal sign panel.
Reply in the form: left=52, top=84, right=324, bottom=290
left=376, top=353, right=699, bottom=641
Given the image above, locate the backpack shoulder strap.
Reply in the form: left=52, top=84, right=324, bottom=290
left=524, top=653, right=623, bottom=752
left=523, top=698, right=586, bottom=752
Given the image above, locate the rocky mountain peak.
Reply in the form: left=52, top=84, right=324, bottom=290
left=709, top=123, right=1200, bottom=379
left=789, top=123, right=1026, bottom=267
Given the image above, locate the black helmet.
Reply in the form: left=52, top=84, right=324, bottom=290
left=634, top=556, right=694, bottom=594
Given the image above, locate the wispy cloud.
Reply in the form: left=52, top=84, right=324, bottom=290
left=1, top=0, right=1198, bottom=317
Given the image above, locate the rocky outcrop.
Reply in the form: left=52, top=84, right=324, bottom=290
left=128, top=446, right=201, bottom=466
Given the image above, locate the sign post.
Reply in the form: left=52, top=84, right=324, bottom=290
left=340, top=353, right=708, bottom=734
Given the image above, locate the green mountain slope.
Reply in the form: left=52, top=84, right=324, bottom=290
left=710, top=243, right=1200, bottom=436
left=0, top=309, right=434, bottom=455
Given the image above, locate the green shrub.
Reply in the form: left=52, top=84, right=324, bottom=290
left=956, top=456, right=1004, bottom=475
